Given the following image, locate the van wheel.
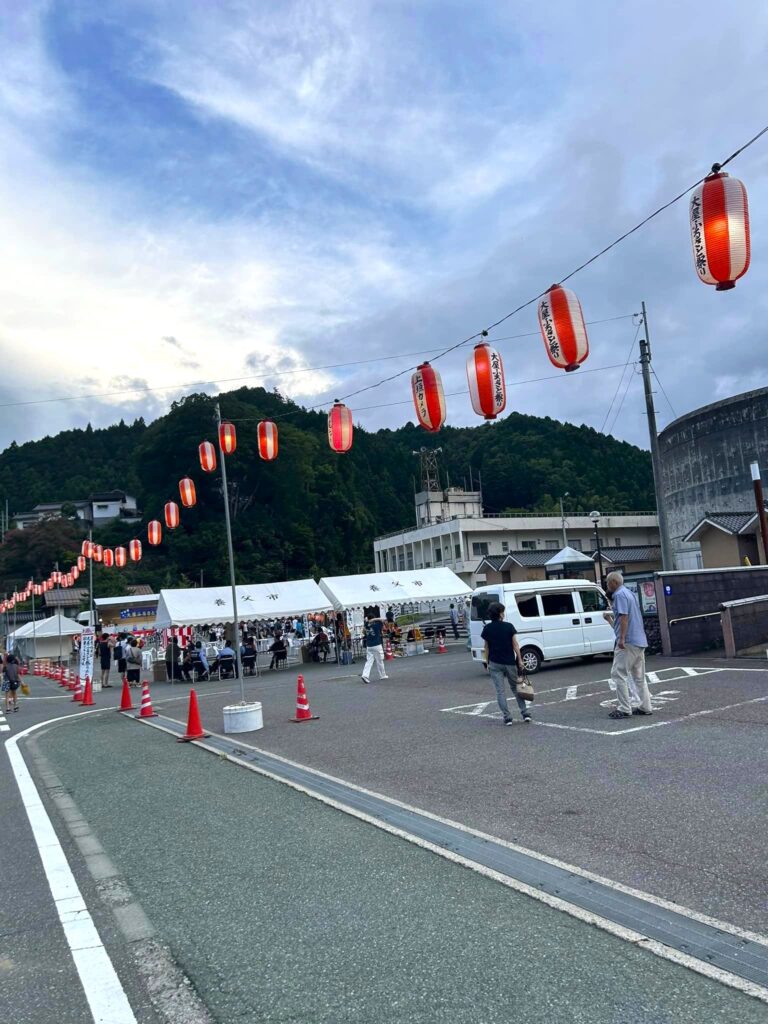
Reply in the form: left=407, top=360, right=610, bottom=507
left=520, top=647, right=542, bottom=674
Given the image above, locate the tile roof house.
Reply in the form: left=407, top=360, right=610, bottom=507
left=683, top=509, right=766, bottom=568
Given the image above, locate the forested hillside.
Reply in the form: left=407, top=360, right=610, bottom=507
left=0, top=387, right=654, bottom=593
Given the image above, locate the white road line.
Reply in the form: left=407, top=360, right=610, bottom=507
left=5, top=714, right=137, bottom=1024
left=646, top=671, right=660, bottom=683
left=135, top=712, right=768, bottom=1004
left=565, top=686, right=578, bottom=700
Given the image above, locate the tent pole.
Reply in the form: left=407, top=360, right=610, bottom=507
left=216, top=403, right=245, bottom=701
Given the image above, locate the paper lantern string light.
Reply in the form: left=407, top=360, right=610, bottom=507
left=115, top=546, right=127, bottom=567
left=103, top=548, right=114, bottom=568
left=467, top=338, right=506, bottom=420
left=537, top=284, right=589, bottom=372
left=219, top=421, right=237, bottom=454
left=257, top=420, right=278, bottom=461
left=690, top=167, right=750, bottom=290
left=179, top=477, right=197, bottom=508
left=148, top=520, right=162, bottom=546
left=199, top=441, right=217, bottom=473
left=328, top=401, right=353, bottom=453
left=129, top=539, right=142, bottom=562
left=165, top=501, right=180, bottom=529
left=411, top=362, right=446, bottom=432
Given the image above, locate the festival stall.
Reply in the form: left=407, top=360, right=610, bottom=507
left=6, top=613, right=82, bottom=661
left=154, top=579, right=332, bottom=628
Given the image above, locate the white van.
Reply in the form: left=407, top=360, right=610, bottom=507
left=470, top=579, right=615, bottom=674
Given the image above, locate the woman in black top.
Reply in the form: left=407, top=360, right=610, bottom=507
left=98, top=633, right=113, bottom=688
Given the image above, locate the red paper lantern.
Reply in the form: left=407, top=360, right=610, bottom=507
left=328, top=401, right=353, bottom=453
left=52, top=570, right=62, bottom=583
left=72, top=567, right=80, bottom=581
left=81, top=540, right=91, bottom=557
left=257, top=420, right=278, bottom=461
left=129, top=539, right=142, bottom=562
left=66, top=572, right=74, bottom=586
left=103, top=548, right=114, bottom=568
left=77, top=555, right=86, bottom=571
left=411, top=362, right=446, bottom=432
left=199, top=441, right=217, bottom=473
left=179, top=477, right=197, bottom=508
left=148, top=520, right=162, bottom=546
left=219, top=421, right=237, bottom=455
left=537, top=284, right=589, bottom=372
left=33, top=585, right=42, bottom=596
left=92, top=544, right=103, bottom=563
left=466, top=342, right=506, bottom=420
left=690, top=170, right=750, bottom=290
left=115, top=546, right=127, bottom=567
left=60, top=576, right=69, bottom=589
left=164, top=501, right=180, bottom=529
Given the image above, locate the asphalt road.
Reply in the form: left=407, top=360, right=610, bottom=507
left=32, top=711, right=768, bottom=1024
left=144, top=647, right=768, bottom=935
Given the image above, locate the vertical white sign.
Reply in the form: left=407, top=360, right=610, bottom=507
left=79, top=626, right=95, bottom=688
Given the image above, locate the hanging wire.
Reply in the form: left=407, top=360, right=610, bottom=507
left=651, top=368, right=678, bottom=419
left=599, top=321, right=642, bottom=433
left=606, top=362, right=638, bottom=436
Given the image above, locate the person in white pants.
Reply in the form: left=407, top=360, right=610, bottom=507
left=361, top=614, right=388, bottom=684
left=604, top=572, right=653, bottom=719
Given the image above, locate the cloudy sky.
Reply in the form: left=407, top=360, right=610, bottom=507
left=1, top=0, right=767, bottom=453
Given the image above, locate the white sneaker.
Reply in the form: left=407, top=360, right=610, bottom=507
left=381, top=674, right=389, bottom=679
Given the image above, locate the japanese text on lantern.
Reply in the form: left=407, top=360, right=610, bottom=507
left=538, top=298, right=560, bottom=359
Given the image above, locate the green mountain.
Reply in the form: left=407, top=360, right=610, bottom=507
left=0, top=387, right=654, bottom=595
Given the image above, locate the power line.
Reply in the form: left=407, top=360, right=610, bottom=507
left=652, top=368, right=678, bottom=419
left=0, top=314, right=634, bottom=411
left=599, top=322, right=642, bottom=433
left=606, top=363, right=638, bottom=436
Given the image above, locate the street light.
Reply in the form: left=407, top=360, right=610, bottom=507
left=559, top=492, right=569, bottom=549
left=590, top=510, right=605, bottom=587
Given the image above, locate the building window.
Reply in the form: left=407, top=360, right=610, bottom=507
left=398, top=554, right=405, bottom=570
left=614, top=537, right=622, bottom=547
left=521, top=540, right=537, bottom=550
left=571, top=539, right=583, bottom=551
left=501, top=541, right=509, bottom=553
left=454, top=544, right=461, bottom=559
left=434, top=548, right=442, bottom=563
left=407, top=552, right=414, bottom=569
left=545, top=540, right=558, bottom=549
left=472, top=542, right=489, bottom=556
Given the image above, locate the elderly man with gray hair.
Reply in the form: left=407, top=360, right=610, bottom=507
left=603, top=571, right=653, bottom=719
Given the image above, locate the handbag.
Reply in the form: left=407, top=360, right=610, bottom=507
left=21, top=682, right=30, bottom=696
left=516, top=673, right=535, bottom=702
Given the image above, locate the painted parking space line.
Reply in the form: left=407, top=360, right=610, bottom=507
left=565, top=686, right=578, bottom=700
left=534, top=694, right=768, bottom=735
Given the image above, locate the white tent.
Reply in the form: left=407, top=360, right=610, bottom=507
left=6, top=614, right=82, bottom=660
left=154, top=579, right=332, bottom=628
left=544, top=546, right=594, bottom=566
left=319, top=567, right=471, bottom=611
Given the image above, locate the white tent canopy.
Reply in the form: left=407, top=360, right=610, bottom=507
left=319, top=567, right=471, bottom=611
left=7, top=614, right=82, bottom=642
left=545, top=546, right=594, bottom=566
left=154, top=580, right=332, bottom=628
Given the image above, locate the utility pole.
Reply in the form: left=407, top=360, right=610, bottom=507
left=639, top=301, right=674, bottom=571
left=88, top=527, right=94, bottom=628
left=750, top=462, right=768, bottom=564
left=559, top=493, right=569, bottom=549
left=216, top=403, right=244, bottom=696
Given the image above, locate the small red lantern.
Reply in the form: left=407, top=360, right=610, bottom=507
left=103, top=548, right=114, bottom=568
left=411, top=362, right=446, bottom=432
left=219, top=421, right=237, bottom=454
left=179, top=477, right=197, bottom=508
left=129, top=539, right=142, bottom=562
left=72, top=567, right=80, bottom=581
left=52, top=570, right=61, bottom=583
left=81, top=540, right=91, bottom=557
left=537, top=284, right=589, bottom=372
left=690, top=170, right=750, bottom=290
left=115, top=546, right=127, bottom=567
left=66, top=572, right=74, bottom=586
left=92, top=544, right=103, bottom=563
left=33, top=584, right=42, bottom=596
left=148, top=520, right=162, bottom=546
left=165, top=501, right=180, bottom=529
left=77, top=555, right=86, bottom=571
left=199, top=441, right=217, bottom=473
left=466, top=342, right=506, bottom=420
left=328, top=401, right=353, bottom=453
left=257, top=420, right=278, bottom=461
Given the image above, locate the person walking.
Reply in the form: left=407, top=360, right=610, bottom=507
left=3, top=652, right=21, bottom=713
left=449, top=603, right=460, bottom=640
left=604, top=571, right=653, bottom=719
left=481, top=602, right=531, bottom=725
left=97, top=632, right=113, bottom=688
left=114, top=632, right=127, bottom=681
left=125, top=637, right=142, bottom=687
left=361, top=614, right=388, bottom=684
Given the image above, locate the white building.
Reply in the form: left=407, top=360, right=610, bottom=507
left=374, top=490, right=660, bottom=587
left=13, top=491, right=139, bottom=530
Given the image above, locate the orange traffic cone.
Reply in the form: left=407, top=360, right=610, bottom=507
left=71, top=675, right=83, bottom=701
left=384, top=638, right=394, bottom=661
left=291, top=674, right=319, bottom=722
left=116, top=677, right=135, bottom=712
left=177, top=689, right=209, bottom=741
left=80, top=676, right=95, bottom=706
left=437, top=635, right=447, bottom=654
left=68, top=673, right=78, bottom=692
left=137, top=681, right=158, bottom=718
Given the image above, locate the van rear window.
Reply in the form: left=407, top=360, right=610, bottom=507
left=515, top=595, right=539, bottom=617
left=471, top=593, right=502, bottom=621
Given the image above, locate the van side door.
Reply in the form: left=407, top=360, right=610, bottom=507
left=538, top=590, right=588, bottom=659
left=469, top=590, right=503, bottom=661
left=575, top=587, right=615, bottom=654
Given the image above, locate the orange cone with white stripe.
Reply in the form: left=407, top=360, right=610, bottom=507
left=177, top=689, right=208, bottom=741
left=437, top=635, right=447, bottom=653
left=80, top=676, right=95, bottom=706
left=384, top=638, right=394, bottom=661
left=71, top=675, right=83, bottom=701
left=137, top=680, right=158, bottom=718
left=291, top=674, right=318, bottom=722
